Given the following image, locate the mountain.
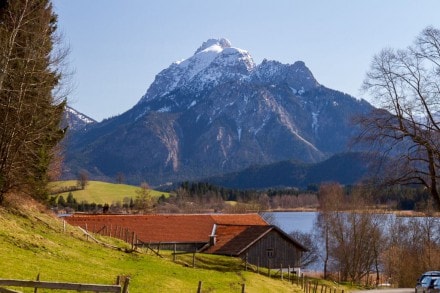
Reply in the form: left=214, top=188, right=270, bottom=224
left=202, top=152, right=377, bottom=190
left=62, top=106, right=96, bottom=132
left=64, top=38, right=374, bottom=185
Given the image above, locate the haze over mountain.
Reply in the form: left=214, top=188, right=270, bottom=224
left=64, top=38, right=374, bottom=186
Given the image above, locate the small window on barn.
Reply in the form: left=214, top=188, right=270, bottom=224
left=267, top=248, right=275, bottom=258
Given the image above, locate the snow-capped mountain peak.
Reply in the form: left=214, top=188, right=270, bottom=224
left=138, top=38, right=255, bottom=105
left=194, top=38, right=232, bottom=54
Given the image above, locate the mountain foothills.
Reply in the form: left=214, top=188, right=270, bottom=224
left=64, top=38, right=374, bottom=186
left=205, top=152, right=376, bottom=190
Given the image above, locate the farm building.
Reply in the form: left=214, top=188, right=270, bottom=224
left=64, top=213, right=307, bottom=270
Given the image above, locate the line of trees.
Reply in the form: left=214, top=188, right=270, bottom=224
left=0, top=0, right=66, bottom=203
left=51, top=178, right=436, bottom=214
left=309, top=182, right=440, bottom=287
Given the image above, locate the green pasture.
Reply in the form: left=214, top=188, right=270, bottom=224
left=49, top=180, right=169, bottom=204
left=0, top=196, right=303, bottom=292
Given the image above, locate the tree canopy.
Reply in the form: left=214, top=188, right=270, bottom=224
left=0, top=0, right=66, bottom=203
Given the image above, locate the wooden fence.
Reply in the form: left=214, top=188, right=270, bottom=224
left=0, top=275, right=129, bottom=293
left=77, top=223, right=139, bottom=251
left=302, top=279, right=344, bottom=293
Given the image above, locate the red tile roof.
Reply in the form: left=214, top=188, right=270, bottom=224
left=203, top=225, right=273, bottom=256
left=204, top=224, right=308, bottom=256
left=65, top=213, right=268, bottom=244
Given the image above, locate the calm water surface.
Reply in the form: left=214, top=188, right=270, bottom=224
left=264, top=211, right=317, bottom=234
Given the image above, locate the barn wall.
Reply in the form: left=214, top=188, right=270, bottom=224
left=138, top=242, right=206, bottom=252
left=243, top=230, right=301, bottom=269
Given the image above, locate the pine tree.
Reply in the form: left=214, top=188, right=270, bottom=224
left=0, top=0, right=66, bottom=203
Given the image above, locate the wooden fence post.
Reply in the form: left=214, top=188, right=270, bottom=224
left=197, top=281, right=202, bottom=293
left=241, top=283, right=246, bottom=293
left=34, top=273, right=40, bottom=293
left=122, top=277, right=130, bottom=293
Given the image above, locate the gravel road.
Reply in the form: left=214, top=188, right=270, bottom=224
left=352, top=289, right=413, bottom=293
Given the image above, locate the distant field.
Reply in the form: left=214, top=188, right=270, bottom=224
left=49, top=180, right=169, bottom=204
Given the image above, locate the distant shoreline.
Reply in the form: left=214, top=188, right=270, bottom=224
left=265, top=209, right=440, bottom=217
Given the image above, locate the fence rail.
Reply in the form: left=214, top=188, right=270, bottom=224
left=0, top=276, right=129, bottom=293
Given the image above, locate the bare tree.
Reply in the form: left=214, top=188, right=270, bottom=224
left=358, top=26, right=440, bottom=210
left=77, top=170, right=89, bottom=190
left=315, top=183, right=386, bottom=284
left=382, top=216, right=440, bottom=287
left=315, top=182, right=345, bottom=279
left=115, top=172, right=125, bottom=184
left=289, top=230, right=320, bottom=269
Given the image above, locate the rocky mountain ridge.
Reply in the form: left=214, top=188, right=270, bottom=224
left=62, top=106, right=96, bottom=132
left=64, top=38, right=374, bottom=186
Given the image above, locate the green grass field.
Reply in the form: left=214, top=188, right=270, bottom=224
left=0, top=194, right=304, bottom=292
left=49, top=180, right=169, bottom=204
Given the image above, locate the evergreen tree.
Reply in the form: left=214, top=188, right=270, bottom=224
left=0, top=0, right=66, bottom=203
left=57, top=195, right=66, bottom=207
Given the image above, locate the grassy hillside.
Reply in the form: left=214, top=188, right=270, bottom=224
left=49, top=180, right=169, bottom=204
left=0, top=193, right=303, bottom=292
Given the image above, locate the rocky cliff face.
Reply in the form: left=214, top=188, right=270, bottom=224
left=64, top=38, right=374, bottom=185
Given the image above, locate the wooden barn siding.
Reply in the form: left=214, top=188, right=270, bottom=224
left=138, top=242, right=207, bottom=252
left=242, top=230, right=300, bottom=268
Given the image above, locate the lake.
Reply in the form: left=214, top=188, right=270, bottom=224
left=263, top=211, right=317, bottom=234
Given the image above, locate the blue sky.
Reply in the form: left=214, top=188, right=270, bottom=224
left=53, top=0, right=440, bottom=121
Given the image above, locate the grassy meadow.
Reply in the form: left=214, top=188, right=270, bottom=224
left=49, top=180, right=169, bottom=205
left=0, top=193, right=307, bottom=292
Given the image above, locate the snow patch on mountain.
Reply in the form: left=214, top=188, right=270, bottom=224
left=312, top=111, right=319, bottom=135
left=66, top=107, right=95, bottom=124
left=64, top=106, right=96, bottom=131
left=194, top=38, right=231, bottom=54
left=139, top=38, right=258, bottom=106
